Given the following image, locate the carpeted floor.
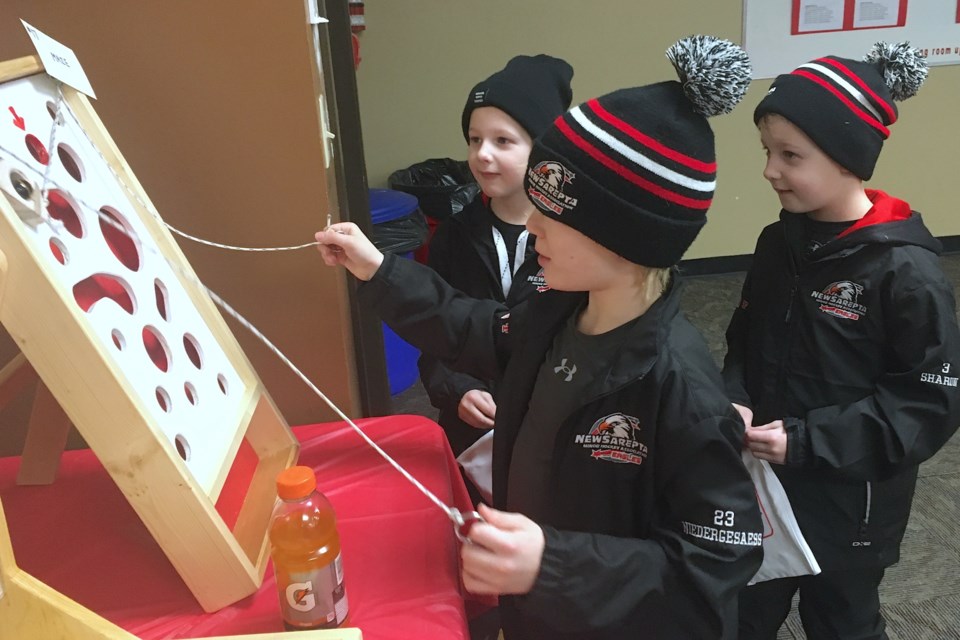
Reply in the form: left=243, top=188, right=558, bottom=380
left=392, top=254, right=960, bottom=640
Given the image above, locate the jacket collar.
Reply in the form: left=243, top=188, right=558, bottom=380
left=532, top=272, right=682, bottom=396
left=836, top=189, right=911, bottom=239
left=598, top=274, right=680, bottom=393
left=779, top=189, right=939, bottom=259
left=452, top=197, right=539, bottom=257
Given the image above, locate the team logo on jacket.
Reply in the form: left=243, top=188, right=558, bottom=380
left=527, top=161, right=578, bottom=215
left=528, top=268, right=550, bottom=293
left=574, top=412, right=648, bottom=465
left=811, top=280, right=867, bottom=321
left=527, top=269, right=550, bottom=293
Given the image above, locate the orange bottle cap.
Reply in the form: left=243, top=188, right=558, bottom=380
left=276, top=465, right=317, bottom=500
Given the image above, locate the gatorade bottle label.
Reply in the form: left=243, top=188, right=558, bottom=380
left=279, top=554, right=348, bottom=629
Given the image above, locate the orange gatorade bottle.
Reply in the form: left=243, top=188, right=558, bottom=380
left=269, top=465, right=349, bottom=631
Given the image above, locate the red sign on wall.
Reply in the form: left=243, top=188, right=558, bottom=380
left=791, top=0, right=908, bottom=35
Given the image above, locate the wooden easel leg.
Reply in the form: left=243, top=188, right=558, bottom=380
left=17, top=380, right=72, bottom=486
left=0, top=353, right=36, bottom=411
left=0, top=249, right=71, bottom=484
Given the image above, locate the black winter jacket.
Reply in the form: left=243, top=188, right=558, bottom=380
left=419, top=197, right=543, bottom=454
left=723, top=191, right=960, bottom=570
left=362, top=254, right=763, bottom=639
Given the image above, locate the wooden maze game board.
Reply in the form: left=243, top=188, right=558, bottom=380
left=0, top=56, right=298, bottom=612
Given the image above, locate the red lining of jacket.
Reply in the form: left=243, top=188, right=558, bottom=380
left=837, top=189, right=911, bottom=239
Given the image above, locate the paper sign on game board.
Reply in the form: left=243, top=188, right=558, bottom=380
left=21, top=20, right=96, bottom=99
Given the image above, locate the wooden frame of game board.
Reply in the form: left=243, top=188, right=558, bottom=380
left=0, top=56, right=299, bottom=612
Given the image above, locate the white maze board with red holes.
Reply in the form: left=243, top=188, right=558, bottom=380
left=0, top=59, right=296, bottom=611
left=0, top=73, right=247, bottom=494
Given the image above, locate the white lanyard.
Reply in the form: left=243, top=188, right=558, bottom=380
left=491, top=227, right=530, bottom=297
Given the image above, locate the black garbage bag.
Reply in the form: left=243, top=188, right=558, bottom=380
left=370, top=207, right=430, bottom=254
left=387, top=158, right=480, bottom=221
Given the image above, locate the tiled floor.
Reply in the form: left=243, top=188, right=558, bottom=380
left=391, top=255, right=960, bottom=639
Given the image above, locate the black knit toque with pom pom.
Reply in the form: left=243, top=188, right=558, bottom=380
left=754, top=41, right=928, bottom=180
left=524, top=35, right=752, bottom=267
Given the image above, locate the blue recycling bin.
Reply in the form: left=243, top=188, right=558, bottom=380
left=368, top=189, right=426, bottom=395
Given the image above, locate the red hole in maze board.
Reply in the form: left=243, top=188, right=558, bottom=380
left=155, top=280, right=169, bottom=321
left=49, top=238, right=66, bottom=264
left=47, top=190, right=84, bottom=238
left=175, top=435, right=191, bottom=461
left=184, top=382, right=197, bottom=405
left=73, top=274, right=134, bottom=314
left=58, top=144, right=84, bottom=182
left=99, top=207, right=140, bottom=271
left=156, top=387, right=171, bottom=413
left=142, top=327, right=170, bottom=372
left=25, top=134, right=50, bottom=165
left=183, top=334, right=202, bottom=369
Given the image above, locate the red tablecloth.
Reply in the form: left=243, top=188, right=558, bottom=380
left=0, top=416, right=487, bottom=639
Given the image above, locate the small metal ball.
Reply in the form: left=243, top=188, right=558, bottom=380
left=11, top=172, right=33, bottom=200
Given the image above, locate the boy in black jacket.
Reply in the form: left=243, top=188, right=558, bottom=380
left=318, top=36, right=762, bottom=639
left=723, top=43, right=960, bottom=639
left=421, top=54, right=573, bottom=457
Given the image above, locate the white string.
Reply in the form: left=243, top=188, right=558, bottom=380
left=50, top=89, right=320, bottom=256
left=164, top=222, right=320, bottom=252
left=203, top=287, right=454, bottom=518
left=37, top=84, right=63, bottom=218
left=0, top=89, right=461, bottom=524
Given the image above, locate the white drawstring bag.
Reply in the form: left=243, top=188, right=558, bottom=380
left=456, top=430, right=494, bottom=504
left=743, top=450, right=821, bottom=584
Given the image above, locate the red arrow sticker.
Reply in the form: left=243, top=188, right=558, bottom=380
left=9, top=106, right=25, bottom=130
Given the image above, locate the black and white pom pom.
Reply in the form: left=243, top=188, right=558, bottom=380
left=666, top=35, right=752, bottom=117
left=863, top=41, right=928, bottom=101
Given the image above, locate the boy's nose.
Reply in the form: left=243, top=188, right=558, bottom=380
left=526, top=209, right=544, bottom=234
left=477, top=140, right=494, bottom=161
left=762, top=158, right=779, bottom=181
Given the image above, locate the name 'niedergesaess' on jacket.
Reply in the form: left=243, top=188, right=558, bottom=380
left=681, top=520, right=764, bottom=547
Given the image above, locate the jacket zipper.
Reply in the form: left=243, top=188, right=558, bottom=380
left=772, top=274, right=801, bottom=412
left=856, top=481, right=873, bottom=546
left=783, top=274, right=800, bottom=323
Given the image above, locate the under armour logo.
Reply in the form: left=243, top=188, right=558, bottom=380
left=553, top=358, right=577, bottom=382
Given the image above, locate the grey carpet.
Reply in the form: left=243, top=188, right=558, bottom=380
left=392, top=255, right=960, bottom=639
